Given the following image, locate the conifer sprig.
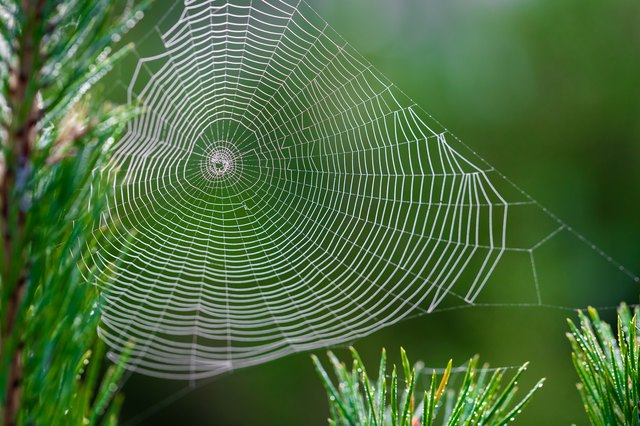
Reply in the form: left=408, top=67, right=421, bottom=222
left=567, top=304, right=640, bottom=426
left=312, top=347, right=544, bottom=426
left=0, top=1, right=148, bottom=424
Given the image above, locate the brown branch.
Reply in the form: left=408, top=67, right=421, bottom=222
left=2, top=78, right=37, bottom=426
left=2, top=1, right=45, bottom=425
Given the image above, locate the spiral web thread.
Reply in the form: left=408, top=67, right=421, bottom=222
left=87, top=0, right=639, bottom=380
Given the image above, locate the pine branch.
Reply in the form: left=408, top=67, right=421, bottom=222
left=0, top=0, right=149, bottom=424
left=1, top=1, right=46, bottom=423
left=312, top=347, right=544, bottom=426
left=567, top=304, right=640, bottom=425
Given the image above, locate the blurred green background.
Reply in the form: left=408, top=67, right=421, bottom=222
left=111, top=0, right=640, bottom=424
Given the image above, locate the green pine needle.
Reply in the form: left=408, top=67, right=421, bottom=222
left=567, top=304, right=640, bottom=426
left=313, top=347, right=544, bottom=426
left=0, top=1, right=149, bottom=424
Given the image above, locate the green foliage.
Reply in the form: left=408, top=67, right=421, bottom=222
left=567, top=304, right=640, bottom=426
left=17, top=101, right=137, bottom=426
left=312, top=347, right=544, bottom=426
left=0, top=1, right=148, bottom=424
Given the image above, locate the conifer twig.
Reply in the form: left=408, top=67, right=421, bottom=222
left=1, top=1, right=46, bottom=424
left=567, top=304, right=640, bottom=425
left=0, top=1, right=149, bottom=424
left=313, top=347, right=544, bottom=426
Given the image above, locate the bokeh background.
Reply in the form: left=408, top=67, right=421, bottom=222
left=107, top=0, right=640, bottom=424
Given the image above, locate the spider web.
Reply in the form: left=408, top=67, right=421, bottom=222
left=85, top=0, right=639, bottom=381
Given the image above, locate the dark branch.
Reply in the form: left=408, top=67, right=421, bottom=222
left=2, top=1, right=46, bottom=424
